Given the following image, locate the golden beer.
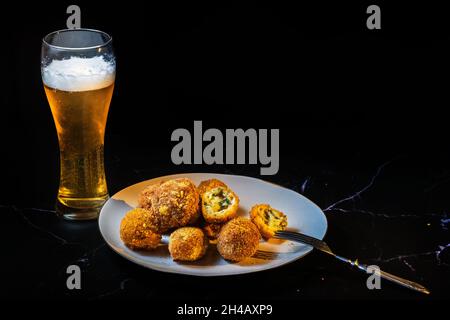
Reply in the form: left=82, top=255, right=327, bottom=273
left=44, top=83, right=114, bottom=209
left=42, top=29, right=115, bottom=220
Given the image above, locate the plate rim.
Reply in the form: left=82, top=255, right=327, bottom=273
left=99, top=172, right=328, bottom=276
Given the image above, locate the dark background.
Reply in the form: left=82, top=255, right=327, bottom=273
left=3, top=0, right=449, bottom=205
left=1, top=1, right=450, bottom=303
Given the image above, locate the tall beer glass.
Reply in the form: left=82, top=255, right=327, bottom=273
left=41, top=29, right=115, bottom=220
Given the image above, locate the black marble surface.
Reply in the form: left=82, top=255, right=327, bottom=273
left=3, top=1, right=450, bottom=303
left=2, top=145, right=449, bottom=300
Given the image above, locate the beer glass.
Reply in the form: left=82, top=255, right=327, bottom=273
left=41, top=29, right=115, bottom=220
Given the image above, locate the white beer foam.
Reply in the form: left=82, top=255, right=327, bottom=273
left=42, top=56, right=115, bottom=92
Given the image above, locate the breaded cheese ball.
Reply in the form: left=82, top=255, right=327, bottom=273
left=120, top=208, right=161, bottom=250
left=169, top=227, right=208, bottom=261
left=139, top=178, right=199, bottom=233
left=217, top=217, right=260, bottom=262
left=201, top=185, right=239, bottom=223
left=195, top=179, right=229, bottom=226
left=250, top=204, right=288, bottom=239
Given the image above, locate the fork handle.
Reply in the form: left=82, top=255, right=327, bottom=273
left=334, top=255, right=430, bottom=295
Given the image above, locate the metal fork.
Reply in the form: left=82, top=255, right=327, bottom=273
left=274, top=230, right=430, bottom=295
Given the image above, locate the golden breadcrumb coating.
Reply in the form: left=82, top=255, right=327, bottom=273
left=187, top=204, right=201, bottom=226
left=202, top=222, right=224, bottom=240
left=217, top=217, right=260, bottom=262
left=120, top=208, right=162, bottom=250
left=250, top=204, right=288, bottom=239
left=138, top=178, right=199, bottom=233
left=201, top=186, right=239, bottom=223
left=169, top=227, right=208, bottom=261
left=197, top=179, right=228, bottom=197
left=138, top=181, right=163, bottom=210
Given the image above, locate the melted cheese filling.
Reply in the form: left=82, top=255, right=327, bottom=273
left=263, top=208, right=287, bottom=229
left=204, top=187, right=235, bottom=213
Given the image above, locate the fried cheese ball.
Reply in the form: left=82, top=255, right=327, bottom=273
left=148, top=178, right=200, bottom=232
left=202, top=222, right=224, bottom=240
left=195, top=179, right=228, bottom=226
left=201, top=185, right=239, bottom=223
left=169, top=227, right=208, bottom=261
left=250, top=204, right=288, bottom=239
left=120, top=208, right=162, bottom=250
left=217, top=217, right=260, bottom=262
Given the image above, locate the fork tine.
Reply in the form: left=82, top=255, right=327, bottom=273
left=277, top=230, right=321, bottom=244
left=275, top=231, right=317, bottom=246
left=275, top=231, right=324, bottom=248
left=275, top=231, right=333, bottom=255
left=277, top=230, right=322, bottom=243
left=274, top=233, right=311, bottom=245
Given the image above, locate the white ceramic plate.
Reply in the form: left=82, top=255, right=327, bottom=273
left=99, top=173, right=327, bottom=276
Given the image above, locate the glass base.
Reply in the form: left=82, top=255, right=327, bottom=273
left=56, top=194, right=109, bottom=220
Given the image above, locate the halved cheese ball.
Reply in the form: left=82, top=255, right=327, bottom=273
left=250, top=204, right=288, bottom=239
left=201, top=186, right=239, bottom=223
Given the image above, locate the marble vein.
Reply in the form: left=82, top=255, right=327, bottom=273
left=4, top=204, right=72, bottom=245
left=371, top=243, right=450, bottom=267
left=323, top=160, right=392, bottom=212
left=326, top=207, right=449, bottom=220
left=300, top=176, right=310, bottom=194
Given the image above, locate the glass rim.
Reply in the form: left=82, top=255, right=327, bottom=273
left=42, top=28, right=113, bottom=51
